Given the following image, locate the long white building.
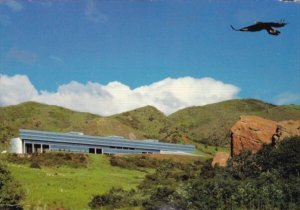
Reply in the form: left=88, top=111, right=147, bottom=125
left=11, top=129, right=195, bottom=155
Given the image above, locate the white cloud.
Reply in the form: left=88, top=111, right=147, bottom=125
left=0, top=74, right=240, bottom=115
left=0, top=0, right=23, bottom=12
left=0, top=74, right=38, bottom=106
left=133, top=77, right=240, bottom=114
left=275, top=92, right=300, bottom=105
left=85, top=0, right=108, bottom=23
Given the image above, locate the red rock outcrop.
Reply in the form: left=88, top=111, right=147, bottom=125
left=276, top=120, right=300, bottom=142
left=231, top=116, right=300, bottom=156
left=211, top=152, right=230, bottom=167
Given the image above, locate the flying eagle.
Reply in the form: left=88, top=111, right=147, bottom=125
left=231, top=20, right=288, bottom=36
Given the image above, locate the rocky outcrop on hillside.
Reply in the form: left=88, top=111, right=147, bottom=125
left=275, top=120, right=300, bottom=142
left=211, top=152, right=230, bottom=167
left=231, top=116, right=300, bottom=155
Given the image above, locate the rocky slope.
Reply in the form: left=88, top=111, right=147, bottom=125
left=211, top=152, right=230, bottom=167
left=231, top=115, right=300, bottom=155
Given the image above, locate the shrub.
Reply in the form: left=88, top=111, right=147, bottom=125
left=193, top=136, right=300, bottom=210
left=29, top=161, right=41, bottom=169
left=6, top=153, right=89, bottom=168
left=143, top=187, right=188, bottom=210
left=109, top=155, right=164, bottom=171
left=257, top=136, right=300, bottom=178
left=0, top=162, right=24, bottom=210
left=89, top=187, right=138, bottom=209
left=224, top=136, right=300, bottom=180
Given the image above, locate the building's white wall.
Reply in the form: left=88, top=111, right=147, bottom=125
left=11, top=138, right=23, bottom=154
left=160, top=150, right=189, bottom=155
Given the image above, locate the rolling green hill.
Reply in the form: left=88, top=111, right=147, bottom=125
left=111, top=106, right=184, bottom=143
left=168, top=99, right=300, bottom=146
left=112, top=99, right=300, bottom=146
left=0, top=102, right=144, bottom=150
left=1, top=99, right=300, bottom=150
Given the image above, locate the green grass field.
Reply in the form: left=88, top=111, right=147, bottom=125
left=7, top=154, right=146, bottom=210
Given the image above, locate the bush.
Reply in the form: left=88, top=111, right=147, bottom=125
left=193, top=136, right=300, bottom=210
left=89, top=187, right=138, bottom=209
left=256, top=136, right=300, bottom=178
left=224, top=136, right=300, bottom=180
left=189, top=170, right=300, bottom=210
left=225, top=150, right=261, bottom=180
left=0, top=162, right=24, bottom=210
left=29, top=161, right=41, bottom=169
left=109, top=155, right=165, bottom=171
left=6, top=152, right=89, bottom=168
left=142, top=186, right=188, bottom=210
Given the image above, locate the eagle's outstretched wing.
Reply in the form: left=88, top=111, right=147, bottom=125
left=263, top=21, right=288, bottom=28
left=231, top=23, right=265, bottom=32
left=231, top=20, right=287, bottom=35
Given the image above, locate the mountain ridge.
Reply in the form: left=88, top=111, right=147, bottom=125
left=1, top=99, right=300, bottom=150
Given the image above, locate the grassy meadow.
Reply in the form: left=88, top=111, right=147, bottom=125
left=5, top=154, right=146, bottom=210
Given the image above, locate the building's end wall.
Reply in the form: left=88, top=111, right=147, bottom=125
left=10, top=138, right=23, bottom=154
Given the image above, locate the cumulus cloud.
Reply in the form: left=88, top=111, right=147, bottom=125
left=275, top=92, right=300, bottom=105
left=0, top=74, right=240, bottom=115
left=133, top=77, right=240, bottom=114
left=0, top=74, right=38, bottom=106
left=0, top=0, right=23, bottom=12
left=85, top=0, right=108, bottom=23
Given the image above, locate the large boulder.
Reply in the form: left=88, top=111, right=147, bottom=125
left=211, top=152, right=230, bottom=167
left=276, top=120, right=300, bottom=141
left=231, top=116, right=300, bottom=156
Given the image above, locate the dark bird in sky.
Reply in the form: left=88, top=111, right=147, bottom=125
left=231, top=20, right=288, bottom=36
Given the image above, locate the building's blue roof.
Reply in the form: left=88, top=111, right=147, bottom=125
left=19, top=129, right=195, bottom=153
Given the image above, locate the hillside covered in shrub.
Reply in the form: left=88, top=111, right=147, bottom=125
left=89, top=136, right=300, bottom=210
left=1, top=99, right=299, bottom=151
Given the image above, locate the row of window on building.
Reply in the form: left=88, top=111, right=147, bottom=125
left=24, top=143, right=154, bottom=155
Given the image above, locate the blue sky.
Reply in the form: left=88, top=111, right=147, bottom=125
left=0, top=0, right=299, bottom=115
